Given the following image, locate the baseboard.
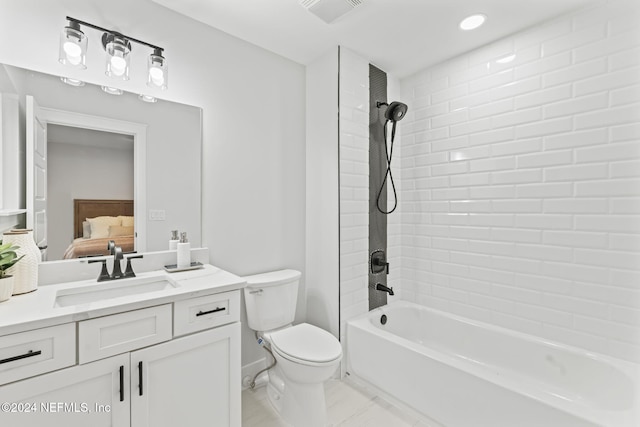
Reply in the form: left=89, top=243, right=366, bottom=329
left=241, top=357, right=267, bottom=390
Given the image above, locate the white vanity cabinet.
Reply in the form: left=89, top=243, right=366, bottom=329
left=0, top=353, right=131, bottom=426
left=0, top=289, right=241, bottom=427
left=131, top=322, right=240, bottom=427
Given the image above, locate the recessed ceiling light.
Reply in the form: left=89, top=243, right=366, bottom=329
left=459, top=14, right=486, bottom=31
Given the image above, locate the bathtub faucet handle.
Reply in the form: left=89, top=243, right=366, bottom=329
left=371, top=250, right=390, bottom=275
left=374, top=259, right=390, bottom=274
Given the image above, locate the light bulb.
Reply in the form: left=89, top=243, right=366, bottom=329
left=110, top=55, right=127, bottom=76
left=149, top=68, right=164, bottom=86
left=63, top=41, right=81, bottom=57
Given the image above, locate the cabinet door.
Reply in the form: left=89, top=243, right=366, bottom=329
left=131, top=322, right=241, bottom=427
left=0, top=353, right=130, bottom=427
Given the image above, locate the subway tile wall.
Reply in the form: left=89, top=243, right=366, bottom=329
left=387, top=79, right=404, bottom=304
left=339, top=47, right=370, bottom=343
left=399, top=0, right=640, bottom=362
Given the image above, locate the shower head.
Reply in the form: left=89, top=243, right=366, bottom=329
left=377, top=101, right=408, bottom=122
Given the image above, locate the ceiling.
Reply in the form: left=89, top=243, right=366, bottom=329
left=48, top=124, right=134, bottom=151
left=151, top=0, right=601, bottom=78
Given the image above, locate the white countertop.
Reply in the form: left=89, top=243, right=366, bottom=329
left=0, top=264, right=246, bottom=337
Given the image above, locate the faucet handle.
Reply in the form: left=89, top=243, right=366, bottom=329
left=371, top=250, right=389, bottom=275
left=88, top=259, right=110, bottom=282
left=123, top=254, right=144, bottom=278
left=107, top=240, right=116, bottom=255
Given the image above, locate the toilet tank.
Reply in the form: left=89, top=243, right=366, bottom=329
left=243, top=269, right=301, bottom=331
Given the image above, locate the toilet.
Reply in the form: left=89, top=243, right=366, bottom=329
left=243, top=269, right=342, bottom=427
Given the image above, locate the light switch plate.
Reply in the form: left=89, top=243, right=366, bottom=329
left=149, top=209, right=166, bottom=221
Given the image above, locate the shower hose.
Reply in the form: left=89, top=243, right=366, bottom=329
left=376, top=119, right=398, bottom=215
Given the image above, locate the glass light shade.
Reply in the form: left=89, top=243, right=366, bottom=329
left=105, top=36, right=130, bottom=80
left=138, top=94, right=158, bottom=103
left=60, top=76, right=85, bottom=87
left=101, top=86, right=123, bottom=95
left=147, top=50, right=168, bottom=90
left=58, top=26, right=87, bottom=69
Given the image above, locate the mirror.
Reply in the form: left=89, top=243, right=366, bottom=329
left=0, top=63, right=202, bottom=262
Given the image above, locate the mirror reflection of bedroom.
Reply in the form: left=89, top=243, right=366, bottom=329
left=47, top=124, right=134, bottom=261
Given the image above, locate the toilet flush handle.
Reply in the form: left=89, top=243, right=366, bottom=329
left=249, top=289, right=263, bottom=295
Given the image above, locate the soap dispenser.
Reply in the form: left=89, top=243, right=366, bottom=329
left=169, top=230, right=179, bottom=250
left=176, top=232, right=190, bottom=268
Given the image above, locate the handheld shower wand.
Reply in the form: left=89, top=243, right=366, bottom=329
left=376, top=101, right=408, bottom=215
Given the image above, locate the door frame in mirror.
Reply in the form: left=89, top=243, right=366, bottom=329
left=38, top=107, right=147, bottom=254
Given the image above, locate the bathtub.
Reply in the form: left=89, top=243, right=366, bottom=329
left=346, top=301, right=640, bottom=427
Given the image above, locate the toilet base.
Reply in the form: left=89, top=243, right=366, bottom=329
left=266, top=368, right=329, bottom=427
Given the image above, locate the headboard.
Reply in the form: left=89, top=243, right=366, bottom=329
left=74, top=199, right=134, bottom=238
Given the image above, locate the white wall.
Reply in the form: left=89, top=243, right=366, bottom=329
left=306, top=48, right=339, bottom=338
left=48, top=141, right=134, bottom=259
left=0, top=0, right=306, bottom=375
left=400, top=0, right=640, bottom=362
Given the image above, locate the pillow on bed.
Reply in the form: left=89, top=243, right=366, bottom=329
left=118, top=216, right=134, bottom=227
left=82, top=221, right=92, bottom=239
left=108, top=225, right=134, bottom=237
left=87, top=216, right=121, bottom=239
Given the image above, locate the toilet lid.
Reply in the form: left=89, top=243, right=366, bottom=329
left=269, top=323, right=342, bottom=363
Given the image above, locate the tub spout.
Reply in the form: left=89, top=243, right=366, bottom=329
left=375, top=283, right=394, bottom=296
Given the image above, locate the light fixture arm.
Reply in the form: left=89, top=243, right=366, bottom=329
left=66, top=16, right=164, bottom=53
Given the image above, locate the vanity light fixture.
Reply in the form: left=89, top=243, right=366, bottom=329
left=59, top=17, right=168, bottom=90
left=104, top=33, right=131, bottom=80
left=459, top=14, right=486, bottom=31
left=58, top=20, right=87, bottom=69
left=147, top=48, right=168, bottom=90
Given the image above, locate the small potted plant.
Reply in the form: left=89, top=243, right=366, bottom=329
left=0, top=241, right=25, bottom=302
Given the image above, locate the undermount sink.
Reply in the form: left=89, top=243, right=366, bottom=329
left=54, top=275, right=179, bottom=308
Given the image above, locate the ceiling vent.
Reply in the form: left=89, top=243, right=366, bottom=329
left=299, top=0, right=363, bottom=24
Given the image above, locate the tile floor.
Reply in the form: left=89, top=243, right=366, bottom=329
left=242, top=378, right=438, bottom=427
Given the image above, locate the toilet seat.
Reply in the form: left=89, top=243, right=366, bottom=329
left=269, top=323, right=342, bottom=366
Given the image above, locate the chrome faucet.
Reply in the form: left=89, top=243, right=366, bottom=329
left=375, top=283, right=394, bottom=296
left=110, top=246, right=125, bottom=279
left=89, top=241, right=142, bottom=282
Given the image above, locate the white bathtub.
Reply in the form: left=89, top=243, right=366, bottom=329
left=346, top=301, right=640, bottom=427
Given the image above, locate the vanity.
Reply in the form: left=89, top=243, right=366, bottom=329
left=0, top=254, right=244, bottom=427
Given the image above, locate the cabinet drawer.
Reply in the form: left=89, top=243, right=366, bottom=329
left=174, top=290, right=240, bottom=336
left=78, top=304, right=172, bottom=364
left=0, top=323, right=75, bottom=386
